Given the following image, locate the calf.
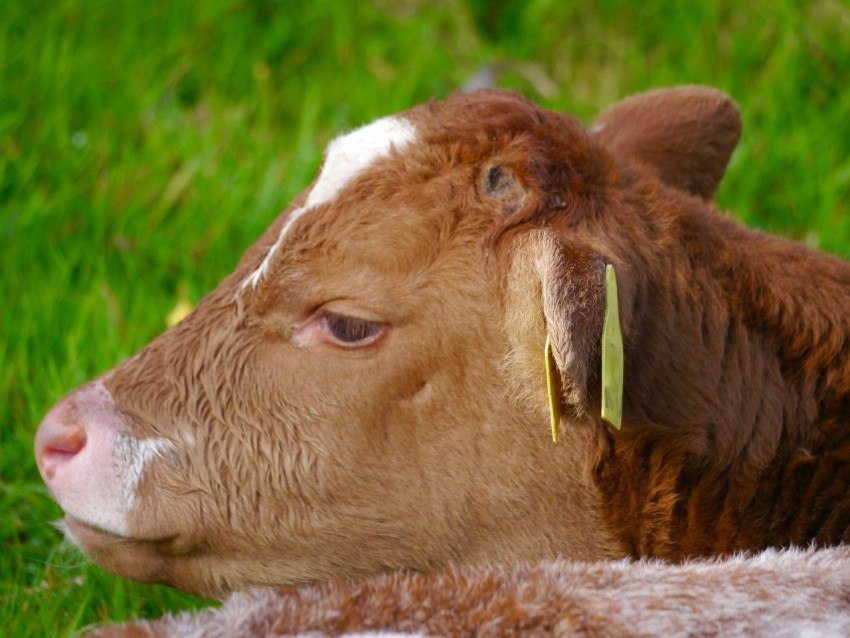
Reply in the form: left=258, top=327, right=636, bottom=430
left=36, top=86, right=850, bottom=599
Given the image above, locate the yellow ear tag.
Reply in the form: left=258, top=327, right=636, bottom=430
left=545, top=334, right=562, bottom=443
left=601, top=264, right=624, bottom=430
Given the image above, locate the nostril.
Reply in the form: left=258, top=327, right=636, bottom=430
left=35, top=418, right=87, bottom=480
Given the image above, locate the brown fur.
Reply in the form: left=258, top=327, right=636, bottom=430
left=85, top=547, right=850, bottom=637
left=591, top=85, right=742, bottom=199
left=37, top=87, right=850, bottom=599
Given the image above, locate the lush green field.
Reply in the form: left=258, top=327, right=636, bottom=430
left=2, top=0, right=848, bottom=635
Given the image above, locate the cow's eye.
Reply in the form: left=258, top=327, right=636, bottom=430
left=321, top=312, right=384, bottom=345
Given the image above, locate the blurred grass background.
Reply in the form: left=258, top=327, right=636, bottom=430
left=2, top=0, right=849, bottom=634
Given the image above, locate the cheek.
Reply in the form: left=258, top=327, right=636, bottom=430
left=121, top=428, right=225, bottom=540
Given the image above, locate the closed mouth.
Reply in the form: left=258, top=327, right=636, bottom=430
left=61, top=516, right=135, bottom=545
left=62, top=516, right=174, bottom=546
left=62, top=516, right=194, bottom=557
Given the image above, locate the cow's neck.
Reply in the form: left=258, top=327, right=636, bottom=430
left=597, top=192, right=850, bottom=558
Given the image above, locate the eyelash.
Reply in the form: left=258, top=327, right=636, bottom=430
left=321, top=312, right=384, bottom=346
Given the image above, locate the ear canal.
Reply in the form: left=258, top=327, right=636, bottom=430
left=547, top=264, right=624, bottom=443
left=537, top=234, right=609, bottom=421
left=503, top=231, right=621, bottom=440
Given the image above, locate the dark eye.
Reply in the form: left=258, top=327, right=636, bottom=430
left=321, top=312, right=384, bottom=345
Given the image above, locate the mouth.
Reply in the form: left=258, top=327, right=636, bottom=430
left=61, top=516, right=177, bottom=546
left=59, top=516, right=182, bottom=587
left=61, top=516, right=135, bottom=546
left=62, top=515, right=197, bottom=560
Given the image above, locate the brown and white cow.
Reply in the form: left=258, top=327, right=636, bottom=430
left=35, top=86, right=850, bottom=599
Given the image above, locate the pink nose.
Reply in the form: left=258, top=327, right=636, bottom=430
left=34, top=380, right=140, bottom=537
left=35, top=403, right=88, bottom=483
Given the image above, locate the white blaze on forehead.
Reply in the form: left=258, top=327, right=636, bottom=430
left=242, top=115, right=418, bottom=289
left=305, top=115, right=417, bottom=208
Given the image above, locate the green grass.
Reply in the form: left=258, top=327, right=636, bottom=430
left=2, top=0, right=849, bottom=634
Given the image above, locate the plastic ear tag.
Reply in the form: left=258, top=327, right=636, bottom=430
left=601, top=264, right=624, bottom=430
left=545, top=334, right=562, bottom=443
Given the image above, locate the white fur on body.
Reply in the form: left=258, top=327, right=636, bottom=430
left=86, top=547, right=850, bottom=638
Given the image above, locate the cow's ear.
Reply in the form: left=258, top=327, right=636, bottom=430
left=591, top=86, right=742, bottom=200
left=503, top=231, right=613, bottom=426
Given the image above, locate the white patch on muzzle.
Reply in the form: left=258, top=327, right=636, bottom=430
left=45, top=379, right=176, bottom=539
left=115, top=433, right=174, bottom=508
left=242, top=115, right=418, bottom=289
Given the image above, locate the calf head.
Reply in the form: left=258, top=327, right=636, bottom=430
left=36, top=87, right=741, bottom=597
